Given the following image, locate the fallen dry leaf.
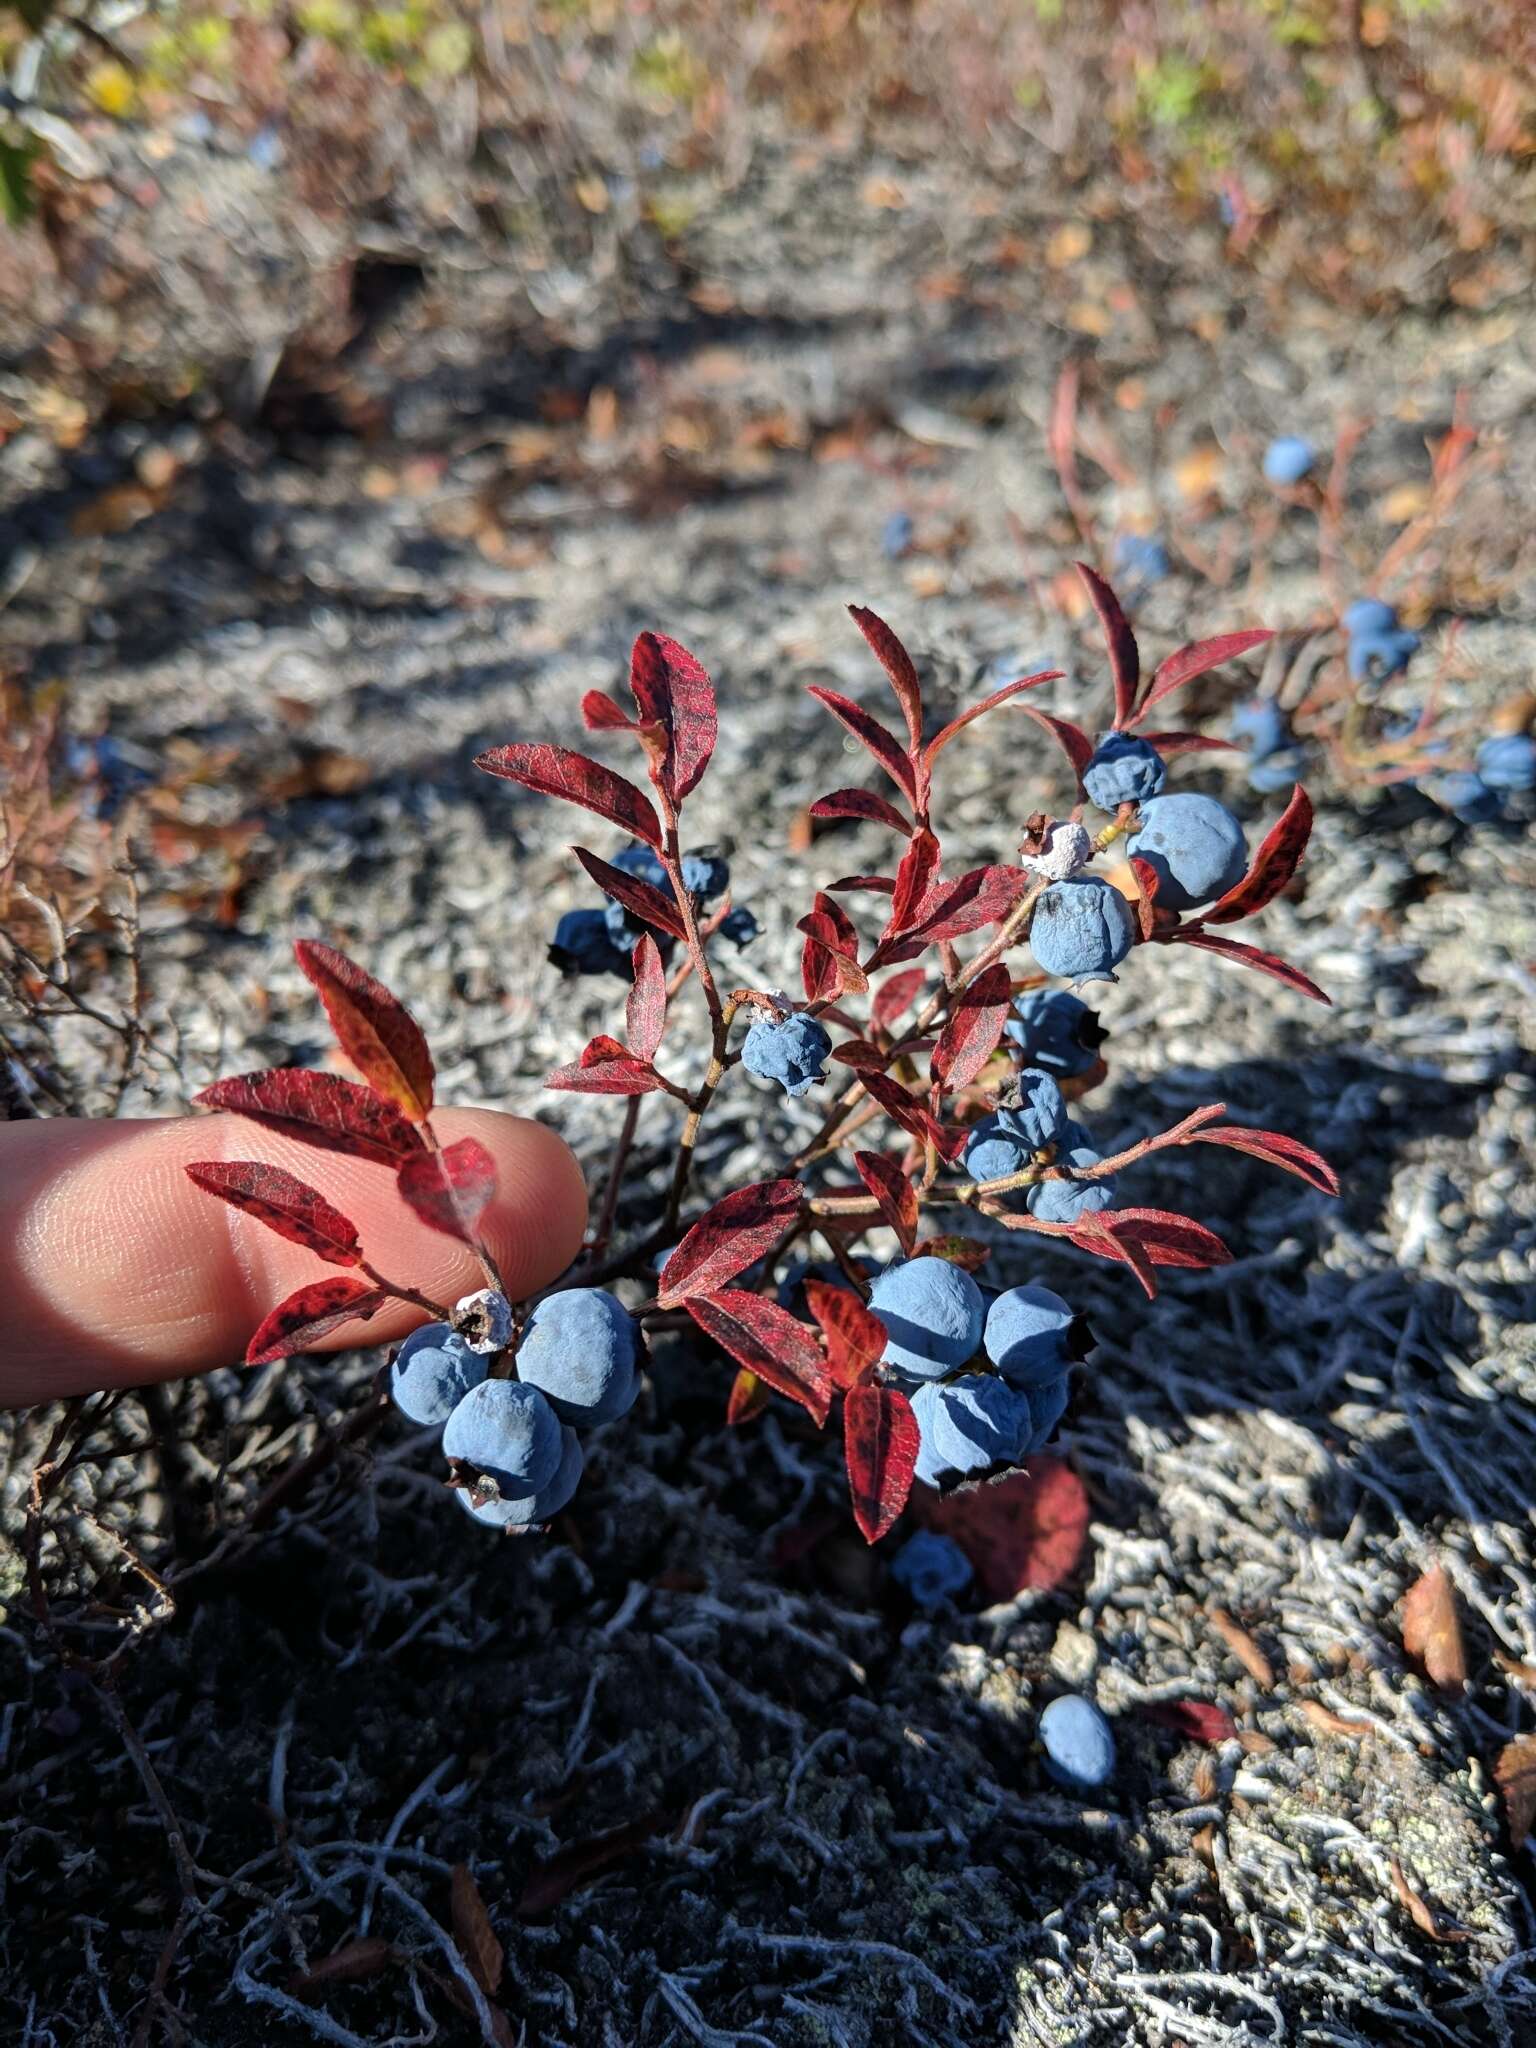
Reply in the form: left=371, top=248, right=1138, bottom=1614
left=1493, top=1733, right=1536, bottom=1843
left=1206, top=1607, right=1276, bottom=1690
left=1297, top=1699, right=1369, bottom=1739
left=450, top=1863, right=504, bottom=1997
left=1389, top=1854, right=1470, bottom=1943
left=288, top=1937, right=395, bottom=1999
left=1401, top=1563, right=1468, bottom=1693
left=917, top=1455, right=1089, bottom=1602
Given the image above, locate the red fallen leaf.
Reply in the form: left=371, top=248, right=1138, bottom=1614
left=1201, top=784, right=1314, bottom=926
left=860, top=1070, right=966, bottom=1159
left=1389, top=1855, right=1471, bottom=1945
left=872, top=967, right=928, bottom=1034
left=686, top=1289, right=833, bottom=1425
left=844, top=1382, right=919, bottom=1542
left=1018, top=705, right=1095, bottom=788
left=1401, top=1563, right=1468, bottom=1693
left=581, top=689, right=645, bottom=734
left=194, top=1068, right=425, bottom=1168
left=450, top=1863, right=504, bottom=1997
left=886, top=828, right=942, bottom=937
left=852, top=1149, right=918, bottom=1254
left=910, top=865, right=1031, bottom=943
left=546, top=1034, right=664, bottom=1096
left=919, top=1455, right=1089, bottom=1600
left=1142, top=1699, right=1239, bottom=1744
left=517, top=1813, right=670, bottom=1917
left=911, top=1234, right=991, bottom=1272
left=1106, top=1208, right=1233, bottom=1269
left=930, top=962, right=1011, bottom=1093
left=293, top=940, right=435, bottom=1124
left=727, top=1367, right=771, bottom=1426
left=848, top=603, right=925, bottom=763
left=185, top=1161, right=362, bottom=1265
left=809, top=788, right=913, bottom=835
left=625, top=936, right=667, bottom=1063
left=1077, top=562, right=1139, bottom=730
left=923, top=670, right=1062, bottom=772
left=475, top=742, right=662, bottom=851
left=803, top=1280, right=885, bottom=1390
left=396, top=1137, right=498, bottom=1244
left=1494, top=1734, right=1536, bottom=1843
left=1137, top=731, right=1241, bottom=756
left=573, top=845, right=687, bottom=942
left=1129, top=629, right=1274, bottom=727
left=657, top=1179, right=806, bottom=1305
left=1174, top=930, right=1332, bottom=1006
left=1192, top=1123, right=1340, bottom=1196
left=805, top=685, right=919, bottom=806
left=287, top=1937, right=396, bottom=1998
left=629, top=630, right=716, bottom=805
left=245, top=1277, right=391, bottom=1364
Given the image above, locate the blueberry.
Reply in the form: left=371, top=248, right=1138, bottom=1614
left=1427, top=770, right=1503, bottom=824
left=1246, top=744, right=1308, bottom=794
left=442, top=1379, right=563, bottom=1498
left=1129, top=793, right=1247, bottom=910
left=456, top=1427, right=584, bottom=1530
left=1027, top=1370, right=1070, bottom=1451
left=514, top=1288, right=640, bottom=1424
left=680, top=851, right=730, bottom=900
left=1262, top=436, right=1316, bottom=486
left=994, top=1068, right=1070, bottom=1150
left=1029, top=878, right=1135, bottom=986
left=1228, top=696, right=1289, bottom=760
left=719, top=905, right=760, bottom=946
left=984, top=1284, right=1078, bottom=1387
left=741, top=1012, right=833, bottom=1097
left=550, top=908, right=630, bottom=980
left=1004, top=989, right=1106, bottom=1077
left=1083, top=731, right=1167, bottom=810
left=962, top=1119, right=1032, bottom=1193
left=1476, top=733, right=1536, bottom=793
left=1347, top=626, right=1419, bottom=684
left=1027, top=1147, right=1117, bottom=1223
left=882, top=510, right=914, bottom=559
left=1343, top=597, right=1398, bottom=639
left=869, top=1257, right=986, bottom=1383
left=1039, top=1694, right=1116, bottom=1793
left=390, top=1324, right=487, bottom=1427
left=601, top=841, right=675, bottom=947
left=911, top=1374, right=1034, bottom=1486
left=889, top=1529, right=973, bottom=1608
left=1112, top=533, right=1170, bottom=584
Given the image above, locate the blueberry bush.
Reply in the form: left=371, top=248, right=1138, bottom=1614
left=189, top=569, right=1338, bottom=1544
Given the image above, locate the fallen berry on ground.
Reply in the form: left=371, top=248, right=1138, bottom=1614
left=1039, top=1694, right=1116, bottom=1792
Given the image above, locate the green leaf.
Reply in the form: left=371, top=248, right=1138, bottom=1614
left=0, top=133, right=41, bottom=229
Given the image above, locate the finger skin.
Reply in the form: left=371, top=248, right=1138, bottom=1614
left=0, top=1108, right=588, bottom=1407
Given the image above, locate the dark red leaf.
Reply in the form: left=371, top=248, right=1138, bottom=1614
left=923, top=670, right=1062, bottom=771
left=193, top=1068, right=425, bottom=1168
left=450, top=1864, right=505, bottom=1998
left=1142, top=1699, right=1239, bottom=1744
left=1064, top=1210, right=1158, bottom=1298
left=1077, top=562, right=1140, bottom=729
left=919, top=1456, right=1089, bottom=1600
left=796, top=892, right=862, bottom=963
left=629, top=631, right=717, bottom=804
left=1174, top=930, right=1332, bottom=1005
left=1107, top=1208, right=1233, bottom=1269
left=911, top=1234, right=991, bottom=1272
left=1130, top=630, right=1274, bottom=727
left=185, top=1160, right=363, bottom=1265
left=1127, top=855, right=1161, bottom=941
left=657, top=1179, right=806, bottom=1305
left=517, top=1814, right=670, bottom=1917
left=475, top=742, right=662, bottom=850
left=803, top=1280, right=885, bottom=1390
left=848, top=603, right=925, bottom=760
left=1191, top=1124, right=1340, bottom=1196
left=582, top=689, right=644, bottom=734
left=801, top=923, right=840, bottom=1003
left=546, top=1034, right=665, bottom=1097
left=930, top=962, right=1011, bottom=1093
left=852, top=1149, right=918, bottom=1255
left=827, top=873, right=895, bottom=895
left=860, top=1070, right=957, bottom=1156
left=844, top=1382, right=919, bottom=1543
left=1018, top=706, right=1095, bottom=788
left=872, top=967, right=929, bottom=1034
left=244, top=1277, right=390, bottom=1365
left=293, top=941, right=435, bottom=1124
left=886, top=828, right=942, bottom=937
left=911, top=865, right=1031, bottom=943
left=686, top=1290, right=833, bottom=1426
left=396, top=1137, right=498, bottom=1243
left=574, top=845, right=687, bottom=941
left=1201, top=784, right=1314, bottom=925
left=829, top=1037, right=889, bottom=1071
left=809, top=788, right=913, bottom=835
left=287, top=1939, right=396, bottom=1998
left=1137, top=731, right=1241, bottom=756
left=626, top=936, right=667, bottom=1062
left=727, top=1367, right=771, bottom=1425
left=806, top=686, right=919, bottom=806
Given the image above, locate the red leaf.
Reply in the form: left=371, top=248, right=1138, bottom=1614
left=844, top=1382, right=920, bottom=1542
left=852, top=1149, right=919, bottom=1254
left=450, top=1864, right=505, bottom=1999
left=1127, top=855, right=1161, bottom=941
left=1077, top=562, right=1139, bottom=729
left=727, top=1367, right=771, bottom=1426
left=911, top=865, right=1031, bottom=942
left=1192, top=1124, right=1340, bottom=1196
left=930, top=962, right=1011, bottom=1093
left=686, top=1290, right=832, bottom=1426
left=396, top=1137, right=498, bottom=1244
left=872, top=967, right=928, bottom=1034
left=517, top=1814, right=670, bottom=1917
left=1016, top=706, right=1094, bottom=789
left=293, top=941, right=435, bottom=1124
left=1130, top=629, right=1274, bottom=727
left=1142, top=1699, right=1239, bottom=1744
left=1107, top=1208, right=1233, bottom=1269
left=629, top=631, right=717, bottom=804
left=475, top=742, right=662, bottom=850
left=827, top=873, right=895, bottom=895
left=185, top=1160, right=363, bottom=1265
left=911, top=1233, right=991, bottom=1271
left=860, top=1070, right=957, bottom=1156
left=1401, top=1563, right=1468, bottom=1694
left=919, top=1456, right=1090, bottom=1600
left=244, top=1277, right=390, bottom=1365
left=809, top=788, right=913, bottom=835
left=848, top=604, right=924, bottom=760
left=193, top=1069, right=425, bottom=1168
left=581, top=690, right=644, bottom=734
left=626, top=936, right=667, bottom=1062
left=806, top=686, right=918, bottom=806
left=886, top=828, right=942, bottom=937
left=801, top=923, right=839, bottom=1003
left=923, top=670, right=1061, bottom=771
left=829, top=1037, right=888, bottom=1071
left=803, top=1280, right=886, bottom=1390
left=797, top=892, right=861, bottom=961
left=1137, top=731, right=1241, bottom=756
left=1201, top=784, right=1314, bottom=925
left=1174, top=930, right=1331, bottom=1005
left=1065, top=1210, right=1158, bottom=1298
left=573, top=846, right=687, bottom=942
left=546, top=1034, right=664, bottom=1096
left=656, top=1179, right=806, bottom=1305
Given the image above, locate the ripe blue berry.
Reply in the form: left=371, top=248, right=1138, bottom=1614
left=1083, top=731, right=1167, bottom=810
left=1342, top=601, right=1418, bottom=683
left=1228, top=696, right=1289, bottom=759
left=1112, top=533, right=1170, bottom=584
left=1004, top=989, right=1105, bottom=1076
left=680, top=851, right=730, bottom=900
left=442, top=1379, right=563, bottom=1498
left=741, top=1012, right=833, bottom=1097
left=1129, top=793, right=1247, bottom=910
left=1027, top=1146, right=1117, bottom=1223
left=995, top=1069, right=1070, bottom=1150
left=962, top=1120, right=1031, bottom=1198
left=882, top=510, right=915, bottom=559
left=550, top=908, right=629, bottom=980
left=514, top=1288, right=640, bottom=1424
left=1343, top=597, right=1397, bottom=638
left=1427, top=770, right=1503, bottom=824
left=984, top=1284, right=1078, bottom=1386
left=1246, top=744, right=1308, bottom=794
left=911, top=1374, right=1034, bottom=1487
left=1030, top=878, right=1135, bottom=986
left=1477, top=733, right=1536, bottom=793
left=1039, top=1694, right=1116, bottom=1793
left=1027, top=1371, right=1070, bottom=1451
left=889, top=1529, right=973, bottom=1608
left=456, top=1428, right=584, bottom=1530
left=1262, top=436, right=1316, bottom=486
left=869, top=1256, right=986, bottom=1382
left=719, top=905, right=760, bottom=947
left=390, top=1323, right=487, bottom=1427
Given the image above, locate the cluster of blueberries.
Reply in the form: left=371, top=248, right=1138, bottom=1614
left=961, top=1066, right=1114, bottom=1223
left=550, top=842, right=758, bottom=980
left=1408, top=725, right=1536, bottom=825
left=1342, top=597, right=1420, bottom=686
left=1228, top=693, right=1307, bottom=796
left=389, top=1285, right=641, bottom=1530
left=866, top=1255, right=1086, bottom=1489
